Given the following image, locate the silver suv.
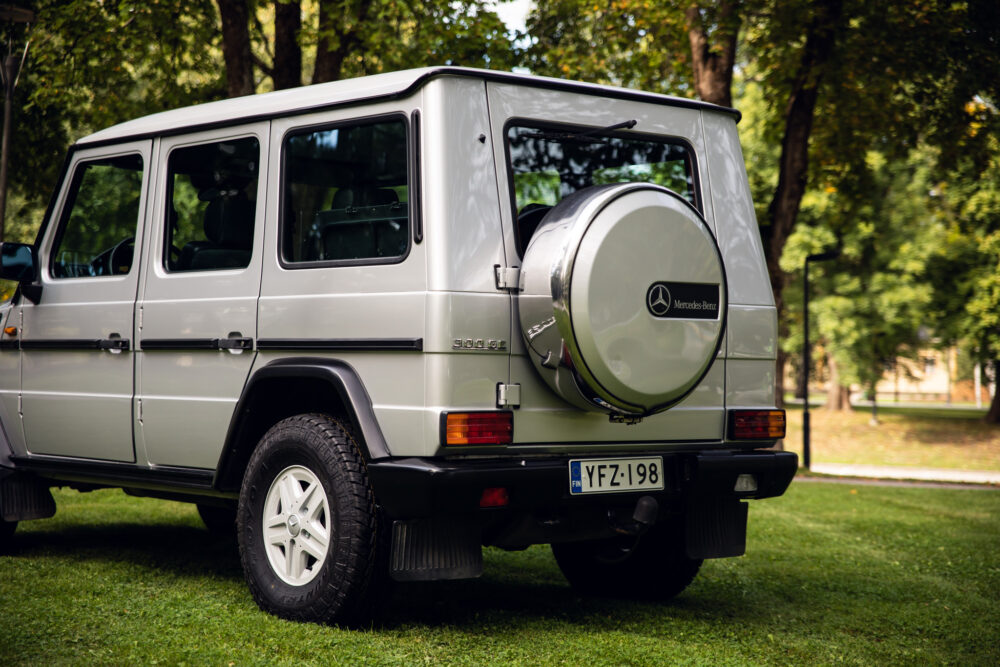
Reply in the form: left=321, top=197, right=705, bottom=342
left=0, top=67, right=795, bottom=624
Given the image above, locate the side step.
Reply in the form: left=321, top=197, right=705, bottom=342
left=0, top=474, right=56, bottom=522
left=389, top=517, right=483, bottom=582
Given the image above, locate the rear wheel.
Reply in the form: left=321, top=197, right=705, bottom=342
left=237, top=413, right=386, bottom=625
left=551, top=520, right=702, bottom=600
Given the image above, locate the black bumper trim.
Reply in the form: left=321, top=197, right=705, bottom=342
left=367, top=450, right=798, bottom=520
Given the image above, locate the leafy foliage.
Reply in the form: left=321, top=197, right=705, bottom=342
left=925, top=108, right=1000, bottom=413
left=523, top=0, right=694, bottom=95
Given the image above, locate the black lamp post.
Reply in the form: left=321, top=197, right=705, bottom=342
left=802, top=249, right=839, bottom=470
left=0, top=4, right=35, bottom=243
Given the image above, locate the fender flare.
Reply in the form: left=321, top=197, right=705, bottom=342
left=214, top=357, right=391, bottom=490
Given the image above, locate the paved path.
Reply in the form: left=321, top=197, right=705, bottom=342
left=808, top=462, right=1000, bottom=485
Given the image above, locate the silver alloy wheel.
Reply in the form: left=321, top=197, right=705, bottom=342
left=262, top=464, right=332, bottom=586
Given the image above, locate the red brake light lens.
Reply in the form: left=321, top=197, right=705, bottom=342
left=479, top=487, right=510, bottom=508
left=444, top=412, right=513, bottom=446
left=729, top=410, right=786, bottom=440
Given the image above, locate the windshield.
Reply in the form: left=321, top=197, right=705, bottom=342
left=506, top=122, right=697, bottom=254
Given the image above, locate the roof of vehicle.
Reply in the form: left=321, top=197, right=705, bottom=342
left=78, top=67, right=739, bottom=147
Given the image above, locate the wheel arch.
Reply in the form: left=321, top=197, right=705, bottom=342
left=214, top=357, right=391, bottom=492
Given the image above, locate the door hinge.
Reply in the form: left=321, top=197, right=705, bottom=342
left=494, top=265, right=521, bottom=292
left=496, top=383, right=521, bottom=408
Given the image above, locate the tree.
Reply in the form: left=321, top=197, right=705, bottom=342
left=925, top=107, right=1000, bottom=422
left=213, top=1, right=517, bottom=95
left=524, top=0, right=693, bottom=95
left=272, top=0, right=302, bottom=89
left=781, top=147, right=943, bottom=412
left=684, top=1, right=739, bottom=108
left=216, top=0, right=255, bottom=96
left=6, top=0, right=224, bottom=235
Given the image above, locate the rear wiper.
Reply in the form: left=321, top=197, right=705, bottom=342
left=576, top=119, right=638, bottom=137
left=522, top=119, right=638, bottom=143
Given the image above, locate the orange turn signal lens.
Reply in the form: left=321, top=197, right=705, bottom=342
left=3, top=327, right=16, bottom=337
left=443, top=411, right=513, bottom=446
left=729, top=410, right=786, bottom=440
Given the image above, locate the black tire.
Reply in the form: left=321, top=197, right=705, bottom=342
left=197, top=503, right=237, bottom=536
left=237, top=413, right=386, bottom=625
left=551, top=519, right=702, bottom=600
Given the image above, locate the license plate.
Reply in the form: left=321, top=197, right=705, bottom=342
left=568, top=456, right=664, bottom=495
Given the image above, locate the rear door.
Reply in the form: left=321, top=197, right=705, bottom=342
left=135, top=125, right=268, bottom=469
left=485, top=82, right=726, bottom=444
left=20, top=142, right=151, bottom=461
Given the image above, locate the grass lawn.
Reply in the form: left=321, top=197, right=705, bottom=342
left=782, top=403, right=1000, bottom=471
left=2, top=483, right=998, bottom=665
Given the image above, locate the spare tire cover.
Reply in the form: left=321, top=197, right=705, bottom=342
left=518, top=183, right=727, bottom=416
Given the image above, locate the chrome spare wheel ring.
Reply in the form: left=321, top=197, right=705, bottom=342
left=262, top=465, right=332, bottom=586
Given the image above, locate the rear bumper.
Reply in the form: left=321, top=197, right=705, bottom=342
left=367, top=449, right=798, bottom=520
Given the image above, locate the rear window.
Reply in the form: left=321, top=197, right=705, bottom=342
left=506, top=122, right=696, bottom=254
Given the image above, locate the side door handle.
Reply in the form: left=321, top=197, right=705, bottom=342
left=98, top=334, right=130, bottom=354
left=215, top=335, right=253, bottom=351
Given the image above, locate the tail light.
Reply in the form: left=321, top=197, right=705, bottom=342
left=728, top=410, right=785, bottom=440
left=442, top=411, right=513, bottom=446
left=479, top=487, right=510, bottom=507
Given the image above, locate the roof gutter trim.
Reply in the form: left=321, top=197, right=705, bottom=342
left=74, top=67, right=741, bottom=150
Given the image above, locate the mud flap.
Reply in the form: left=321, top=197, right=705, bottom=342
left=0, top=474, right=56, bottom=522
left=389, top=516, right=483, bottom=582
left=684, top=498, right=748, bottom=559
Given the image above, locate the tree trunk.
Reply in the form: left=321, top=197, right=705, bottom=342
left=273, top=1, right=302, bottom=90
left=684, top=2, right=739, bottom=108
left=763, top=0, right=844, bottom=410
left=825, top=354, right=852, bottom=411
left=216, top=0, right=255, bottom=97
left=986, top=360, right=1000, bottom=424
left=795, top=353, right=807, bottom=400
left=313, top=0, right=373, bottom=84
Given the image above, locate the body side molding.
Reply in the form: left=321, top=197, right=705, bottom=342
left=256, top=338, right=422, bottom=352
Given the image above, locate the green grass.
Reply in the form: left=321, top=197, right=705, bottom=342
left=783, top=403, right=1000, bottom=471
left=2, top=484, right=999, bottom=665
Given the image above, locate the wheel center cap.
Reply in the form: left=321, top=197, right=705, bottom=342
left=287, top=514, right=301, bottom=537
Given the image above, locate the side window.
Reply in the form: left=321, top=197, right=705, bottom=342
left=282, top=118, right=409, bottom=264
left=165, top=137, right=260, bottom=272
left=51, top=154, right=144, bottom=278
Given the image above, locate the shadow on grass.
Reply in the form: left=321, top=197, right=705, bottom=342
left=9, top=520, right=912, bottom=636
left=9, top=521, right=745, bottom=630
left=10, top=522, right=244, bottom=579
left=375, top=575, right=726, bottom=632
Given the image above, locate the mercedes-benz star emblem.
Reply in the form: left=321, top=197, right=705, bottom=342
left=647, top=283, right=671, bottom=317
